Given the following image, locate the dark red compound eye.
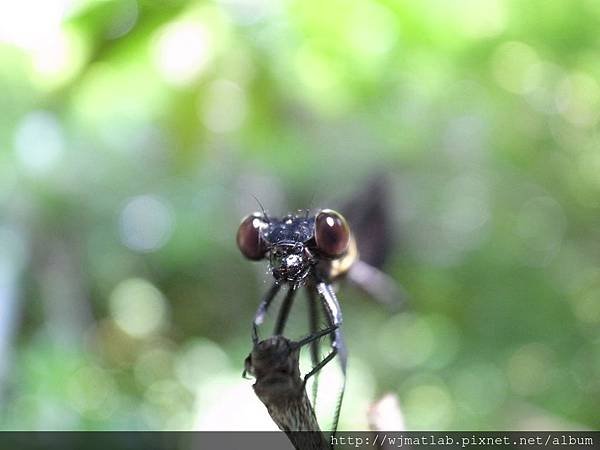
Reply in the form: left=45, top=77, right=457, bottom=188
left=314, top=209, right=350, bottom=257
left=237, top=213, right=268, bottom=260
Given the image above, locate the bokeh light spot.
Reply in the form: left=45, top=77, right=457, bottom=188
left=152, top=20, right=212, bottom=86
left=507, top=343, right=555, bottom=396
left=0, top=0, right=74, bottom=50
left=404, top=383, right=454, bottom=430
left=200, top=79, right=247, bottom=133
left=109, top=278, right=169, bottom=338
left=14, top=111, right=65, bottom=175
left=377, top=313, right=435, bottom=369
left=452, top=363, right=507, bottom=416
left=119, top=195, right=174, bottom=253
left=555, top=72, right=600, bottom=128
left=345, top=1, right=398, bottom=59
left=30, top=25, right=86, bottom=87
left=106, top=0, right=139, bottom=39
left=175, top=338, right=231, bottom=391
left=217, top=0, right=276, bottom=25
left=515, top=196, right=566, bottom=266
left=572, top=290, right=600, bottom=324
left=423, top=314, right=461, bottom=369
left=440, top=175, right=490, bottom=247
left=67, top=365, right=118, bottom=417
left=491, top=41, right=540, bottom=95
left=524, top=62, right=564, bottom=114
left=457, top=0, right=507, bottom=38
left=134, top=346, right=176, bottom=387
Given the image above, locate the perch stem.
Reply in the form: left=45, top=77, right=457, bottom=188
left=245, top=333, right=333, bottom=450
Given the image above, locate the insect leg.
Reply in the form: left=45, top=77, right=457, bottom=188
left=306, top=286, right=321, bottom=405
left=302, top=283, right=346, bottom=381
left=301, top=339, right=340, bottom=387
left=293, top=323, right=338, bottom=349
left=273, top=285, right=297, bottom=336
left=252, top=282, right=281, bottom=344
left=311, top=282, right=347, bottom=434
left=301, top=282, right=347, bottom=386
left=321, top=283, right=347, bottom=433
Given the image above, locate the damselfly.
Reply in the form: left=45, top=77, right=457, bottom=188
left=237, top=179, right=403, bottom=432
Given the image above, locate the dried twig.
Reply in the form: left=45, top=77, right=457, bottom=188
left=244, top=335, right=330, bottom=450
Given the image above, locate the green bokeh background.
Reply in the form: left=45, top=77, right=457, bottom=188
left=0, top=0, right=599, bottom=431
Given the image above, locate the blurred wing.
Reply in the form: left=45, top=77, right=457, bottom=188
left=339, top=174, right=408, bottom=308
left=340, top=174, right=394, bottom=269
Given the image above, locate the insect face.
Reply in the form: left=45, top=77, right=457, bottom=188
left=269, top=242, right=313, bottom=283
left=237, top=210, right=353, bottom=285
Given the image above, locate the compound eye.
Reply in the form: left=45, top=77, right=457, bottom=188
left=314, top=209, right=350, bottom=258
left=237, top=213, right=268, bottom=260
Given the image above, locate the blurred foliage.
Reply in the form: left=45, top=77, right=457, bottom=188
left=1, top=0, right=600, bottom=432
